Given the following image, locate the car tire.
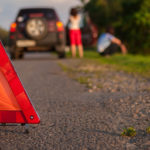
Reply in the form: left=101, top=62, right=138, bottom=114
left=26, top=18, right=48, bottom=40
left=10, top=47, right=24, bottom=60
left=58, top=51, right=66, bottom=58
left=55, top=45, right=66, bottom=58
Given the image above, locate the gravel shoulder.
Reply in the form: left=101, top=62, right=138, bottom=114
left=0, top=54, right=149, bottom=150
left=58, top=58, right=150, bottom=150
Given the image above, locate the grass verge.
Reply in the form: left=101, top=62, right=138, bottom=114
left=58, top=62, right=103, bottom=91
left=66, top=50, right=150, bottom=78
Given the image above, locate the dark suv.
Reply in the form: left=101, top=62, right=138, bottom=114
left=9, top=8, right=66, bottom=59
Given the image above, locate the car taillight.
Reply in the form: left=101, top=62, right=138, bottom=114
left=10, top=22, right=17, bottom=32
left=56, top=21, right=64, bottom=32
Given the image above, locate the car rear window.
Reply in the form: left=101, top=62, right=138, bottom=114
left=17, top=8, right=58, bottom=20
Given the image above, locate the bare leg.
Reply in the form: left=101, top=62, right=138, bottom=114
left=71, top=45, right=76, bottom=58
left=120, top=44, right=127, bottom=54
left=78, top=45, right=84, bottom=58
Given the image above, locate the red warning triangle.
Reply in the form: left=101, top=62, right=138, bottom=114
left=0, top=42, right=40, bottom=124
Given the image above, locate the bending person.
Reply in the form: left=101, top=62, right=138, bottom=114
left=97, top=26, right=127, bottom=56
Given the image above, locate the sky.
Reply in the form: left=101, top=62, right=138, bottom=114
left=0, top=0, right=82, bottom=30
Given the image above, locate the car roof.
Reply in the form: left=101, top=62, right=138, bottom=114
left=19, top=8, right=55, bottom=11
left=18, top=8, right=56, bottom=15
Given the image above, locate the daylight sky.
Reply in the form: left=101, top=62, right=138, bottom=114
left=0, top=0, right=82, bottom=30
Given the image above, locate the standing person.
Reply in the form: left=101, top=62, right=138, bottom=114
left=69, top=8, right=83, bottom=58
left=97, top=26, right=127, bottom=56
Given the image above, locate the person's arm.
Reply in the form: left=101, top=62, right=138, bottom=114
left=111, top=37, right=121, bottom=45
left=111, top=37, right=127, bottom=54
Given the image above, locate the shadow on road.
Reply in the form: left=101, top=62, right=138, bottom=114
left=11, top=53, right=60, bottom=61
left=84, top=129, right=121, bottom=137
left=0, top=128, right=28, bottom=135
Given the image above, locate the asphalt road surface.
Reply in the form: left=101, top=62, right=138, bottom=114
left=0, top=53, right=149, bottom=150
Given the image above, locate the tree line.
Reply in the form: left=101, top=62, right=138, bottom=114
left=0, top=26, right=8, bottom=46
left=83, top=0, right=150, bottom=54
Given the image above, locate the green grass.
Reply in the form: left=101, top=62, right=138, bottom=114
left=76, top=76, right=89, bottom=85
left=58, top=63, right=92, bottom=88
left=58, top=63, right=73, bottom=73
left=146, top=126, right=150, bottom=134
left=121, top=127, right=136, bottom=137
left=66, top=50, right=150, bottom=78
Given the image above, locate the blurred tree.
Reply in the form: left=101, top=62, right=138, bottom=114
left=120, top=0, right=150, bottom=53
left=83, top=0, right=150, bottom=54
left=84, top=0, right=123, bottom=31
left=0, top=27, right=8, bottom=46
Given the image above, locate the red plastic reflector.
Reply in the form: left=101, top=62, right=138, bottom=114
left=0, top=42, right=40, bottom=124
left=0, top=71, right=21, bottom=111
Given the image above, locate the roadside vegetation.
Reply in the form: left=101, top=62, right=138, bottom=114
left=0, top=26, right=9, bottom=45
left=66, top=50, right=150, bottom=78
left=121, top=126, right=150, bottom=137
left=58, top=60, right=103, bottom=92
left=121, top=127, right=136, bottom=137
left=60, top=51, right=150, bottom=138
left=59, top=52, right=150, bottom=138
left=82, top=0, right=150, bottom=54
left=58, top=48, right=150, bottom=93
left=146, top=126, right=150, bottom=134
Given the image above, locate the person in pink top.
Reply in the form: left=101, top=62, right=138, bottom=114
left=69, top=8, right=84, bottom=58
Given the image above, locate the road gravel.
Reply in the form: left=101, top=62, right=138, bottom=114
left=0, top=53, right=149, bottom=150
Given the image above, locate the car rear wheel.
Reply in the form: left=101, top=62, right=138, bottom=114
left=10, top=47, right=24, bottom=60
left=58, top=51, right=66, bottom=58
left=55, top=45, right=66, bottom=58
